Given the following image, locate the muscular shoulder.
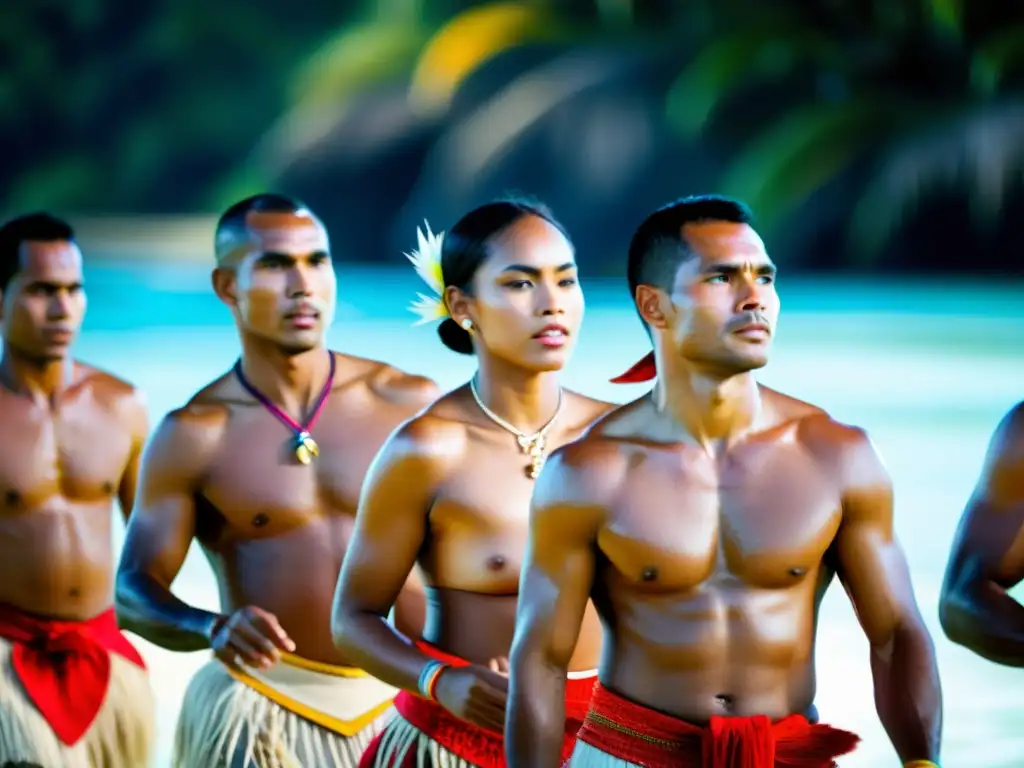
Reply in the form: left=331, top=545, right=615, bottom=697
left=759, top=386, right=869, bottom=464
left=527, top=435, right=621, bottom=540
left=761, top=385, right=830, bottom=422
left=143, top=375, right=235, bottom=465
left=987, top=401, right=1024, bottom=460
left=178, top=371, right=236, bottom=421
left=542, top=423, right=631, bottom=506
left=561, top=390, right=617, bottom=435
left=332, top=352, right=439, bottom=409
left=74, top=362, right=148, bottom=434
left=75, top=362, right=141, bottom=404
left=367, top=405, right=466, bottom=489
left=794, top=412, right=889, bottom=502
left=971, top=401, right=1024, bottom=506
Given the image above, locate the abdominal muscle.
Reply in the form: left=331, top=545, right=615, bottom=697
left=0, top=502, right=115, bottom=621
left=599, top=584, right=821, bottom=722
left=422, top=586, right=602, bottom=673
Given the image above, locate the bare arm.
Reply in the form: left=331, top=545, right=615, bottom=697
left=939, top=402, right=1024, bottom=665
left=331, top=418, right=454, bottom=692
left=833, top=428, right=941, bottom=763
left=376, top=372, right=439, bottom=640
left=115, top=408, right=222, bottom=650
left=117, top=388, right=150, bottom=523
left=507, top=445, right=607, bottom=768
left=389, top=566, right=427, bottom=640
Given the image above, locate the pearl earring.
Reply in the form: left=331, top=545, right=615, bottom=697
left=460, top=318, right=473, bottom=330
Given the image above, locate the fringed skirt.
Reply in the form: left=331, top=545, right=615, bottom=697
left=173, top=653, right=397, bottom=768
left=360, top=641, right=597, bottom=768
left=0, top=635, right=154, bottom=768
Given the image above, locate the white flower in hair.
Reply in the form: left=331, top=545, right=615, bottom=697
left=405, top=220, right=448, bottom=325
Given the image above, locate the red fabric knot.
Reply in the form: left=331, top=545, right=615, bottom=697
left=358, top=641, right=595, bottom=768
left=0, top=604, right=146, bottom=746
left=703, top=714, right=776, bottom=767
left=610, top=352, right=657, bottom=384
left=574, top=683, right=859, bottom=767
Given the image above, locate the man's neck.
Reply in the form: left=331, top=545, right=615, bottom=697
left=237, top=336, right=331, bottom=419
left=650, top=350, right=762, bottom=454
left=473, top=353, right=562, bottom=435
left=0, top=348, right=72, bottom=405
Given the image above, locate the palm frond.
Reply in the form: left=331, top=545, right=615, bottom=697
left=720, top=97, right=898, bottom=227
left=432, top=47, right=644, bottom=190
left=665, top=24, right=839, bottom=137
left=849, top=100, right=1024, bottom=264
left=409, top=2, right=567, bottom=115
left=247, top=21, right=426, bottom=173
left=923, top=0, right=964, bottom=36
left=288, top=22, right=427, bottom=110
left=972, top=26, right=1024, bottom=95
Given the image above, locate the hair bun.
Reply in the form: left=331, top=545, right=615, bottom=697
left=437, top=317, right=475, bottom=355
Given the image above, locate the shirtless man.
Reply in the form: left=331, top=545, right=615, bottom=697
left=332, top=199, right=613, bottom=767
left=939, top=402, right=1024, bottom=666
left=506, top=195, right=943, bottom=768
left=114, top=194, right=439, bottom=767
left=0, top=212, right=153, bottom=768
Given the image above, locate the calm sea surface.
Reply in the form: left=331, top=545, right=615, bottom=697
left=69, top=263, right=1024, bottom=767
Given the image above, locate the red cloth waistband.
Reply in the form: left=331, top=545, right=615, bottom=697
left=610, top=352, right=657, bottom=384
left=359, top=641, right=595, bottom=768
left=575, top=683, right=859, bottom=768
left=0, top=603, right=146, bottom=746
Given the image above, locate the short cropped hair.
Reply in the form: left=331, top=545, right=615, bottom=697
left=214, top=193, right=311, bottom=264
left=0, top=212, right=76, bottom=292
left=627, top=195, right=752, bottom=302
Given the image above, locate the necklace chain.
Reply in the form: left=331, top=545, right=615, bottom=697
left=469, top=377, right=562, bottom=479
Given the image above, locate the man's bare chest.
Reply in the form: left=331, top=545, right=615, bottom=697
left=0, top=406, right=132, bottom=509
left=600, top=446, right=842, bottom=590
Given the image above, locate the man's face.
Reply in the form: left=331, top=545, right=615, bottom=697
left=642, top=221, right=779, bottom=374
left=0, top=240, right=86, bottom=361
left=213, top=210, right=336, bottom=354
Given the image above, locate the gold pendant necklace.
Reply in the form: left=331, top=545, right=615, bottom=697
left=469, top=377, right=562, bottom=480
left=233, top=353, right=335, bottom=466
left=294, top=431, right=320, bottom=465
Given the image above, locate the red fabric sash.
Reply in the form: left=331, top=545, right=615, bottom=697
left=359, top=641, right=596, bottom=767
left=610, top=352, right=657, bottom=384
left=573, top=683, right=859, bottom=767
left=0, top=603, right=146, bottom=745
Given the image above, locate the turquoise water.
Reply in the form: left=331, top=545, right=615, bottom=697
left=76, top=263, right=1024, bottom=767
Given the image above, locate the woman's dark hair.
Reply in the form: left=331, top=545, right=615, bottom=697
left=436, top=197, right=570, bottom=355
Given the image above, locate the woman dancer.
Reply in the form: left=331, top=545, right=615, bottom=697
left=332, top=198, right=613, bottom=766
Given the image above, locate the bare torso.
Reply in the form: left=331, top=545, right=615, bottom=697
left=190, top=353, right=434, bottom=664
left=588, top=388, right=841, bottom=721
left=418, top=387, right=610, bottom=669
left=0, top=364, right=143, bottom=620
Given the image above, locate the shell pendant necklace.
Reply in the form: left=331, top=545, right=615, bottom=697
left=469, top=376, right=562, bottom=480
left=233, top=352, right=335, bottom=465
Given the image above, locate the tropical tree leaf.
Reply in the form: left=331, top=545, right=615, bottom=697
left=923, top=0, right=964, bottom=36
left=241, top=21, right=428, bottom=179
left=409, top=1, right=570, bottom=114
left=289, top=22, right=428, bottom=112
left=665, top=24, right=840, bottom=137
left=719, top=98, right=898, bottom=227
left=848, top=99, right=1024, bottom=264
left=6, top=155, right=99, bottom=211
left=432, top=46, right=646, bottom=190
left=971, top=26, right=1024, bottom=95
